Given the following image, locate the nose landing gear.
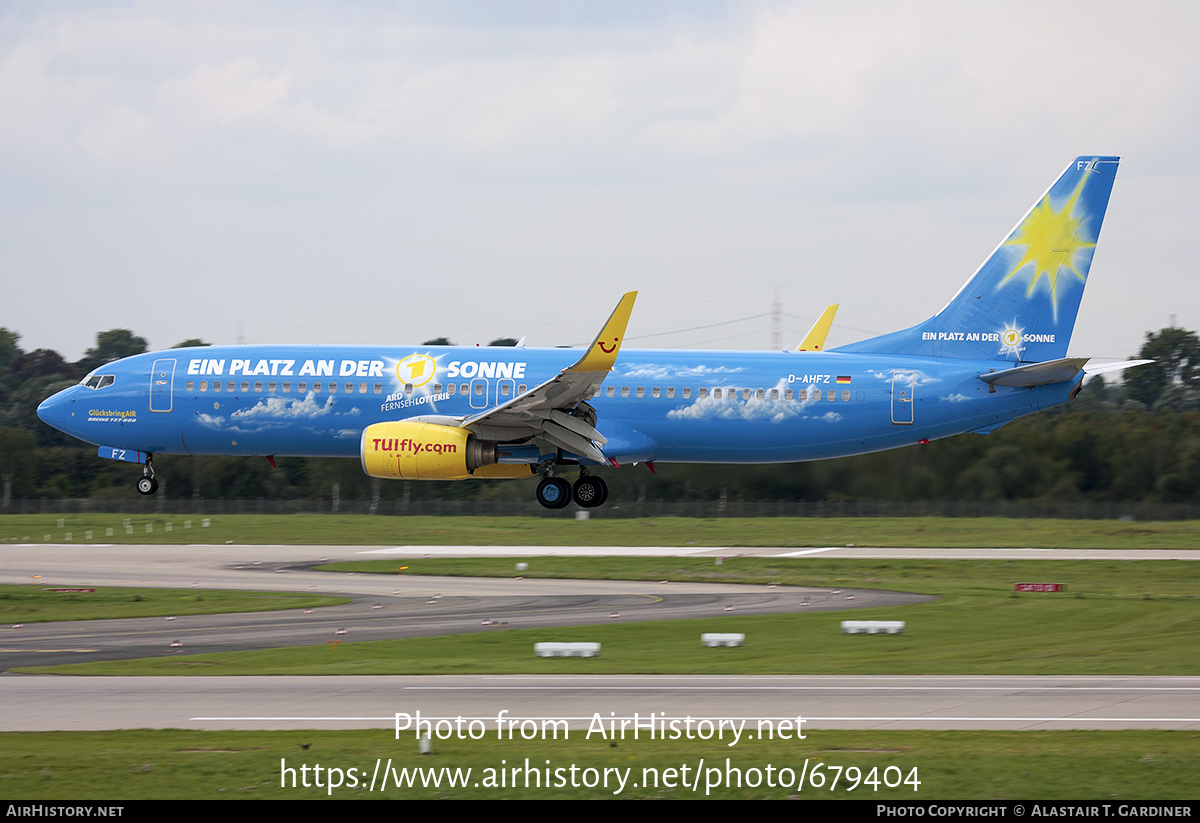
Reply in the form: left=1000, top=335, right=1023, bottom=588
left=136, top=455, right=158, bottom=495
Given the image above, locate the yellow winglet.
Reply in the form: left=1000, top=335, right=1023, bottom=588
left=571, top=291, right=638, bottom=372
left=796, top=304, right=839, bottom=351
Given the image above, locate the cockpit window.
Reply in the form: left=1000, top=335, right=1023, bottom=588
left=82, top=375, right=116, bottom=390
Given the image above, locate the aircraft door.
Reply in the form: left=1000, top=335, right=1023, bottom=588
left=469, top=378, right=489, bottom=410
left=891, top=371, right=915, bottom=425
left=150, top=359, right=176, bottom=413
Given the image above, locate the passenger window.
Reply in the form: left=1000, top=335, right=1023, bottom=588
left=742, top=389, right=751, bottom=400
left=345, top=383, right=354, bottom=393
left=842, top=389, right=851, bottom=402
left=268, top=382, right=277, bottom=393
left=405, top=384, right=413, bottom=395
left=770, top=389, right=778, bottom=400
left=374, top=383, right=383, bottom=394
left=474, top=384, right=483, bottom=395
left=358, top=383, right=367, bottom=394
left=298, top=382, right=306, bottom=393
left=621, top=386, right=630, bottom=397
left=755, top=389, right=765, bottom=400
left=636, top=387, right=645, bottom=398
left=447, top=384, right=457, bottom=395
left=697, top=388, right=706, bottom=398
left=460, top=383, right=469, bottom=395
left=518, top=384, right=527, bottom=394
left=811, top=389, right=820, bottom=401
left=328, top=383, right=337, bottom=393
left=652, top=387, right=660, bottom=398
left=713, top=388, right=722, bottom=399
left=254, top=382, right=263, bottom=392
left=667, top=387, right=675, bottom=398
left=186, top=381, right=195, bottom=391
left=683, top=387, right=691, bottom=398
left=501, top=384, right=511, bottom=396
left=433, top=383, right=442, bottom=393
left=213, top=381, right=222, bottom=393
left=784, top=389, right=792, bottom=400
left=282, top=383, right=291, bottom=393
left=607, top=386, right=615, bottom=397
left=827, top=389, right=836, bottom=401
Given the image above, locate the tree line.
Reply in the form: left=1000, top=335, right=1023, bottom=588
left=1, top=326, right=1198, bottom=507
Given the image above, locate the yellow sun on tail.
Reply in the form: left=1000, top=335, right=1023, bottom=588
left=998, top=174, right=1094, bottom=320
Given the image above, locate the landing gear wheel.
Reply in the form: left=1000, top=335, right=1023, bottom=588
left=136, top=476, right=158, bottom=495
left=536, top=477, right=572, bottom=509
left=572, top=476, right=608, bottom=508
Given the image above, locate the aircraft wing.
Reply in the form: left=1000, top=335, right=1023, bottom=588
left=796, top=305, right=839, bottom=351
left=459, top=292, right=637, bottom=463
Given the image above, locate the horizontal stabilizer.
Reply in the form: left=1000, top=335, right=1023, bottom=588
left=980, top=357, right=1089, bottom=387
left=1083, top=359, right=1154, bottom=377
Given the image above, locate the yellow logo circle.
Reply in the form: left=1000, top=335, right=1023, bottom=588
left=396, top=354, right=436, bottom=388
left=1002, top=329, right=1020, bottom=348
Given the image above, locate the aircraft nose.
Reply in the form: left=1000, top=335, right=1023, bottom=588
left=36, top=392, right=68, bottom=431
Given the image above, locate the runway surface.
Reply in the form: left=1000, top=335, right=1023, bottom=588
left=0, top=543, right=1194, bottom=732
left=2, top=675, right=1196, bottom=732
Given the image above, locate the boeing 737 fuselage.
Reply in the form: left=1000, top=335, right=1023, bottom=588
left=37, top=157, right=1144, bottom=509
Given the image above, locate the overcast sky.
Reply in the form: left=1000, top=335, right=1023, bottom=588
left=2, top=0, right=1197, bottom=363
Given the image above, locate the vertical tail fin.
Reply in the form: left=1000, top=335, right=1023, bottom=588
left=834, top=156, right=1119, bottom=363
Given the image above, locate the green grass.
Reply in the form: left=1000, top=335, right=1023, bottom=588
left=0, top=729, right=1195, bottom=799
left=4, top=513, right=1200, bottom=548
left=0, top=585, right=349, bottom=623
left=21, top=559, right=1199, bottom=676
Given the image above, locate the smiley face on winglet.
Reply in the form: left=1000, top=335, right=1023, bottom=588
left=572, top=292, right=637, bottom=372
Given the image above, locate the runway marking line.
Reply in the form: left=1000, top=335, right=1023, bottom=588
left=400, top=685, right=1200, bottom=692
left=189, top=715, right=1200, bottom=724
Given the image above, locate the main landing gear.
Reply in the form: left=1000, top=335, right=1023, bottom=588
left=136, top=455, right=158, bottom=495
left=535, top=469, right=608, bottom=510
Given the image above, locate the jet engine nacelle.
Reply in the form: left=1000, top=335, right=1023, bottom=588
left=360, top=421, right=498, bottom=480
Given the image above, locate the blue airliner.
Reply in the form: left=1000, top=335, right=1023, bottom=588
left=38, top=156, right=1146, bottom=509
